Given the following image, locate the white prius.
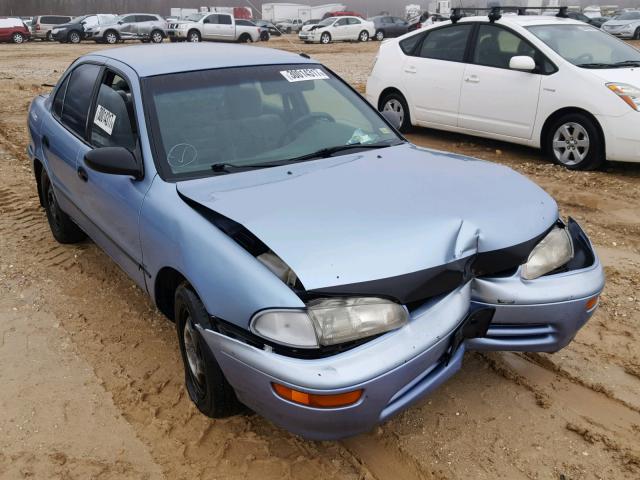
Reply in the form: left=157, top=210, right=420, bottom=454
left=366, top=12, right=640, bottom=170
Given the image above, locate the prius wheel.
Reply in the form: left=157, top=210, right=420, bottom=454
left=546, top=114, right=604, bottom=170
left=380, top=91, right=411, bottom=132
left=68, top=31, right=81, bottom=43
left=12, top=32, right=24, bottom=44
left=359, top=30, right=369, bottom=42
left=375, top=30, right=385, bottom=41
left=175, top=283, right=242, bottom=418
left=41, top=168, right=86, bottom=244
left=187, top=30, right=201, bottom=42
left=320, top=32, right=331, bottom=44
left=150, top=30, right=164, bottom=43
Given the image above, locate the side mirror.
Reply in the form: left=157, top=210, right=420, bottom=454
left=117, top=20, right=123, bottom=24
left=382, top=109, right=402, bottom=130
left=85, top=147, right=142, bottom=179
left=509, top=55, right=536, bottom=72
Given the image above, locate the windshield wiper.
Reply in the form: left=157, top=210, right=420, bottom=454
left=278, top=141, right=402, bottom=165
left=210, top=162, right=283, bottom=174
left=612, top=60, right=640, bottom=68
left=577, top=60, right=640, bottom=69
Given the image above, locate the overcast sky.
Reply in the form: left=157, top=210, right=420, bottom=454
left=2, top=0, right=639, bottom=18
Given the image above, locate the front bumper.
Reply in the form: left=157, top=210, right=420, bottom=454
left=199, top=221, right=604, bottom=440
left=596, top=110, right=640, bottom=163
left=167, top=29, right=187, bottom=39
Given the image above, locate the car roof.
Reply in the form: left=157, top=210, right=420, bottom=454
left=89, top=43, right=315, bottom=77
left=457, top=14, right=586, bottom=27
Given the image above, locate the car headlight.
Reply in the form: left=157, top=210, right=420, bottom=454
left=179, top=24, right=188, bottom=29
left=521, top=226, right=574, bottom=280
left=607, top=83, right=640, bottom=111
left=251, top=297, right=408, bottom=348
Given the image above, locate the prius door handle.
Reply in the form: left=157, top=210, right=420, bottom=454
left=404, top=65, right=417, bottom=74
left=465, top=75, right=480, bottom=83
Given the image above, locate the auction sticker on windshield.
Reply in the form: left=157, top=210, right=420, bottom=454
left=281, top=69, right=329, bottom=82
left=94, top=105, right=116, bottom=135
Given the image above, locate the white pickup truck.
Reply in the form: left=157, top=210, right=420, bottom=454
left=167, top=12, right=261, bottom=43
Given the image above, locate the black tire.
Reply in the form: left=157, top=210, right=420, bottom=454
left=169, top=37, right=179, bottom=43
left=375, top=29, right=385, bottom=41
left=175, top=283, right=242, bottom=418
left=150, top=29, right=164, bottom=43
left=46, top=31, right=53, bottom=41
left=41, top=168, right=86, bottom=244
left=12, top=32, right=24, bottom=44
left=187, top=29, right=201, bottom=42
left=379, top=91, right=411, bottom=132
left=320, top=32, right=331, bottom=44
left=103, top=30, right=119, bottom=44
left=67, top=30, right=81, bottom=44
left=238, top=33, right=251, bottom=43
left=544, top=113, right=604, bottom=171
left=635, top=28, right=640, bottom=40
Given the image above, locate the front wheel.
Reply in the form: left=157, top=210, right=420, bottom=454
left=359, top=30, right=369, bottom=42
left=187, top=30, right=201, bottom=42
left=150, top=30, right=164, bottom=43
left=380, top=91, right=411, bottom=132
left=12, top=32, right=24, bottom=44
left=41, top=168, right=86, bottom=244
left=545, top=113, right=604, bottom=170
left=320, top=32, right=331, bottom=44
left=68, top=30, right=81, bottom=44
left=175, top=284, right=242, bottom=418
left=634, top=28, right=640, bottom=40
left=103, top=30, right=119, bottom=44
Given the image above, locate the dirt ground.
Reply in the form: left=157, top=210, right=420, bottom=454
left=0, top=36, right=639, bottom=480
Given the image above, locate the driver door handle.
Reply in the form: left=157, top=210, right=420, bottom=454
left=404, top=65, right=417, bottom=74
left=465, top=75, right=480, bottom=84
left=77, top=166, right=88, bottom=182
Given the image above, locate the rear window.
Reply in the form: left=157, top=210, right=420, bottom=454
left=41, top=16, right=70, bottom=24
left=399, top=32, right=423, bottom=55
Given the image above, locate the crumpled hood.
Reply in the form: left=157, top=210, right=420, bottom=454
left=177, top=144, right=557, bottom=291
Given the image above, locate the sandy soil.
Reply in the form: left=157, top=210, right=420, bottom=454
left=0, top=36, right=639, bottom=480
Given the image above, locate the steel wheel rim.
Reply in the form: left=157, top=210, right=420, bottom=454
left=321, top=33, right=330, bottom=43
left=183, top=317, right=206, bottom=391
left=152, top=32, right=162, bottom=43
left=189, top=33, right=199, bottom=42
left=383, top=99, right=404, bottom=126
left=70, top=32, right=79, bottom=43
left=13, top=33, right=23, bottom=43
left=360, top=31, right=368, bottom=41
left=552, top=122, right=590, bottom=166
left=106, top=33, right=117, bottom=44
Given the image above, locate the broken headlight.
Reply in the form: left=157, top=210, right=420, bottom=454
left=521, top=226, right=574, bottom=280
left=251, top=297, right=408, bottom=349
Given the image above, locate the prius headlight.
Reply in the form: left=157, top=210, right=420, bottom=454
left=607, top=83, right=640, bottom=111
left=522, top=226, right=574, bottom=280
left=251, top=297, right=408, bottom=349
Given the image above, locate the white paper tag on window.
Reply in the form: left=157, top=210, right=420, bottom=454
left=280, top=68, right=329, bottom=82
left=93, top=105, right=116, bottom=135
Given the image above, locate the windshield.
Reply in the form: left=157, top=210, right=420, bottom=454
left=318, top=18, right=335, bottom=26
left=144, top=64, right=402, bottom=180
left=615, top=12, right=640, bottom=20
left=71, top=15, right=88, bottom=24
left=186, top=13, right=205, bottom=21
left=527, top=24, right=640, bottom=67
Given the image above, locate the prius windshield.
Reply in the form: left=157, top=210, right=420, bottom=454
left=144, top=64, right=402, bottom=180
left=527, top=24, right=640, bottom=67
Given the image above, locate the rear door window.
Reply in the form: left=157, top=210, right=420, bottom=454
left=418, top=24, right=473, bottom=62
left=60, top=63, right=102, bottom=138
left=52, top=74, right=70, bottom=118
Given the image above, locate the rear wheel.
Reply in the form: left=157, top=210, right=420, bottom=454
left=320, top=32, right=331, bottom=44
left=634, top=28, right=640, bottom=40
left=359, top=30, right=369, bottom=42
left=375, top=29, right=385, bottom=41
left=68, top=30, right=81, bottom=44
left=187, top=29, right=201, bottom=42
left=380, top=91, right=411, bottom=132
left=103, top=30, right=119, bottom=44
left=41, top=168, right=86, bottom=244
left=46, top=31, right=53, bottom=41
left=238, top=33, right=252, bottom=43
left=545, top=113, right=604, bottom=170
left=150, top=29, right=164, bottom=43
left=175, top=283, right=242, bottom=418
left=12, top=32, right=24, bottom=44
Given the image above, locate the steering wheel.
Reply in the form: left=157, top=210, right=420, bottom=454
left=574, top=53, right=594, bottom=64
left=280, top=112, right=335, bottom=144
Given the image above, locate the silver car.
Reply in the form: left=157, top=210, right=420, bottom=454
left=602, top=11, right=640, bottom=39
left=85, top=13, right=167, bottom=44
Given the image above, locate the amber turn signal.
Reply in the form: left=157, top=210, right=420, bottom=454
left=272, top=383, right=363, bottom=408
left=585, top=296, right=599, bottom=311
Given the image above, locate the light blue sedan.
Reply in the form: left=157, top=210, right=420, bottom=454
left=27, top=43, right=604, bottom=440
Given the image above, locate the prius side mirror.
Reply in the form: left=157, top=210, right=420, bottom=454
left=85, top=147, right=142, bottom=179
left=382, top=109, right=402, bottom=130
left=509, top=55, right=536, bottom=72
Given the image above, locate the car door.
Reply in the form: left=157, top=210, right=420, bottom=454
left=458, top=24, right=544, bottom=139
left=43, top=63, right=102, bottom=219
left=333, top=18, right=349, bottom=40
left=348, top=17, right=363, bottom=38
left=394, top=17, right=409, bottom=36
left=74, top=68, right=148, bottom=286
left=202, top=14, right=218, bottom=39
left=118, top=15, right=137, bottom=39
left=400, top=23, right=473, bottom=127
left=134, top=15, right=152, bottom=37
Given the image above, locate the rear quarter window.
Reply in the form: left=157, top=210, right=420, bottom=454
left=399, top=32, right=424, bottom=55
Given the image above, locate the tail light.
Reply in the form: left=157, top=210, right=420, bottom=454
left=417, top=23, right=422, bottom=29
left=36, top=23, right=41, bottom=30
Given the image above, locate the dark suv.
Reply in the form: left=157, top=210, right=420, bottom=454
left=369, top=16, right=409, bottom=41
